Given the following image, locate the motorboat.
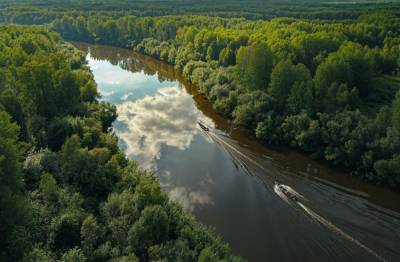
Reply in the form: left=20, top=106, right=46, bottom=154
left=274, top=183, right=305, bottom=203
left=198, top=122, right=210, bottom=132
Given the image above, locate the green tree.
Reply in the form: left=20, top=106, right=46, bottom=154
left=49, top=211, right=83, bottom=252
left=39, top=173, right=59, bottom=202
left=256, top=115, right=282, bottom=144
left=60, top=247, right=86, bottom=262
left=233, top=91, right=274, bottom=128
left=314, top=42, right=373, bottom=100
left=219, top=47, right=236, bottom=66
left=54, top=68, right=81, bottom=115
left=80, top=214, right=100, bottom=257
left=287, top=81, right=314, bottom=115
left=236, top=42, right=274, bottom=90
left=127, top=205, right=169, bottom=259
left=22, top=245, right=55, bottom=262
left=0, top=111, right=31, bottom=260
left=374, top=155, right=400, bottom=186
left=392, top=90, right=400, bottom=132
left=268, top=60, right=312, bottom=112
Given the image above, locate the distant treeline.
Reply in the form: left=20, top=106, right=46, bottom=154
left=1, top=0, right=400, bottom=20
left=0, top=25, right=241, bottom=261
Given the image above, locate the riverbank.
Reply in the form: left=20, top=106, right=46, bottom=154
left=74, top=41, right=400, bottom=210
left=73, top=41, right=400, bottom=261
left=89, top=35, right=400, bottom=189
left=1, top=10, right=400, bottom=187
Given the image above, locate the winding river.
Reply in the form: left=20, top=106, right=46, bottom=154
left=73, top=42, right=400, bottom=262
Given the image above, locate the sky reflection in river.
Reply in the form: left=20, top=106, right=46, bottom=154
left=86, top=45, right=215, bottom=212
left=75, top=42, right=400, bottom=262
left=88, top=55, right=173, bottom=104
left=116, top=86, right=201, bottom=169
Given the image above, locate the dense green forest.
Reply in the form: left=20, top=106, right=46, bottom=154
left=2, top=3, right=398, bottom=187
left=0, top=25, right=242, bottom=261
left=1, top=0, right=399, bottom=20
left=1, top=1, right=400, bottom=261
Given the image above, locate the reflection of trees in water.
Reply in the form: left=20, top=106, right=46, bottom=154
left=72, top=41, right=400, bottom=213
left=74, top=41, right=179, bottom=83
left=121, top=54, right=179, bottom=83
left=72, top=41, right=230, bottom=132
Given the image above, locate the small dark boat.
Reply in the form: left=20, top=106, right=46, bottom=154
left=198, top=122, right=209, bottom=132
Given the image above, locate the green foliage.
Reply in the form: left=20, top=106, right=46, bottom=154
left=281, top=113, right=322, bottom=152
left=49, top=211, right=84, bottom=252
left=0, top=25, right=239, bottom=261
left=374, top=155, right=400, bottom=186
left=59, top=135, right=119, bottom=200
left=256, top=115, right=282, bottom=144
left=127, top=205, right=170, bottom=258
left=287, top=81, right=314, bottom=115
left=233, top=91, right=274, bottom=129
left=0, top=7, right=398, bottom=262
left=80, top=214, right=100, bottom=257
left=23, top=149, right=58, bottom=189
left=60, top=247, right=87, bottom=262
left=198, top=246, right=222, bottom=262
left=236, top=42, right=273, bottom=90
left=22, top=245, right=55, bottom=262
left=392, top=89, right=400, bottom=131
left=0, top=111, right=31, bottom=260
left=268, top=60, right=313, bottom=112
left=52, top=10, right=396, bottom=187
left=39, top=173, right=59, bottom=202
left=314, top=42, right=374, bottom=111
left=0, top=111, right=22, bottom=192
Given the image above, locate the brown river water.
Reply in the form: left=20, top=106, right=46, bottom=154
left=72, top=42, right=400, bottom=262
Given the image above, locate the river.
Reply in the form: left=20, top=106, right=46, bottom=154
left=72, top=42, right=400, bottom=262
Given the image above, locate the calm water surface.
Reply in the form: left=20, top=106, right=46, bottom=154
left=73, top=42, right=400, bottom=262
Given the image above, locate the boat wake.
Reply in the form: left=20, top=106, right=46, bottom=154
left=274, top=183, right=387, bottom=262
left=198, top=122, right=388, bottom=262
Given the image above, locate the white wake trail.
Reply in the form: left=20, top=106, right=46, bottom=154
left=297, top=202, right=386, bottom=262
left=204, top=126, right=387, bottom=262
left=208, top=132, right=267, bottom=171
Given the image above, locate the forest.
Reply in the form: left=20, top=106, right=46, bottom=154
left=0, top=25, right=242, bottom=261
left=1, top=0, right=400, bottom=260
left=1, top=2, right=398, bottom=187
left=1, top=0, right=399, bottom=20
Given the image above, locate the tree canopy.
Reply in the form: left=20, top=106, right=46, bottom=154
left=2, top=4, right=398, bottom=186
left=0, top=25, right=241, bottom=261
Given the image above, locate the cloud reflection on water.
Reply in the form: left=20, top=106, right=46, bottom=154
left=116, top=86, right=201, bottom=169
left=84, top=47, right=215, bottom=212
left=169, top=187, right=214, bottom=212
left=160, top=170, right=214, bottom=212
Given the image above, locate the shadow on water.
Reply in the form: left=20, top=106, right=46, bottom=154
left=72, top=41, right=400, bottom=262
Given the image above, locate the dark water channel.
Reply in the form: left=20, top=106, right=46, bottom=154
left=73, top=42, right=400, bottom=262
